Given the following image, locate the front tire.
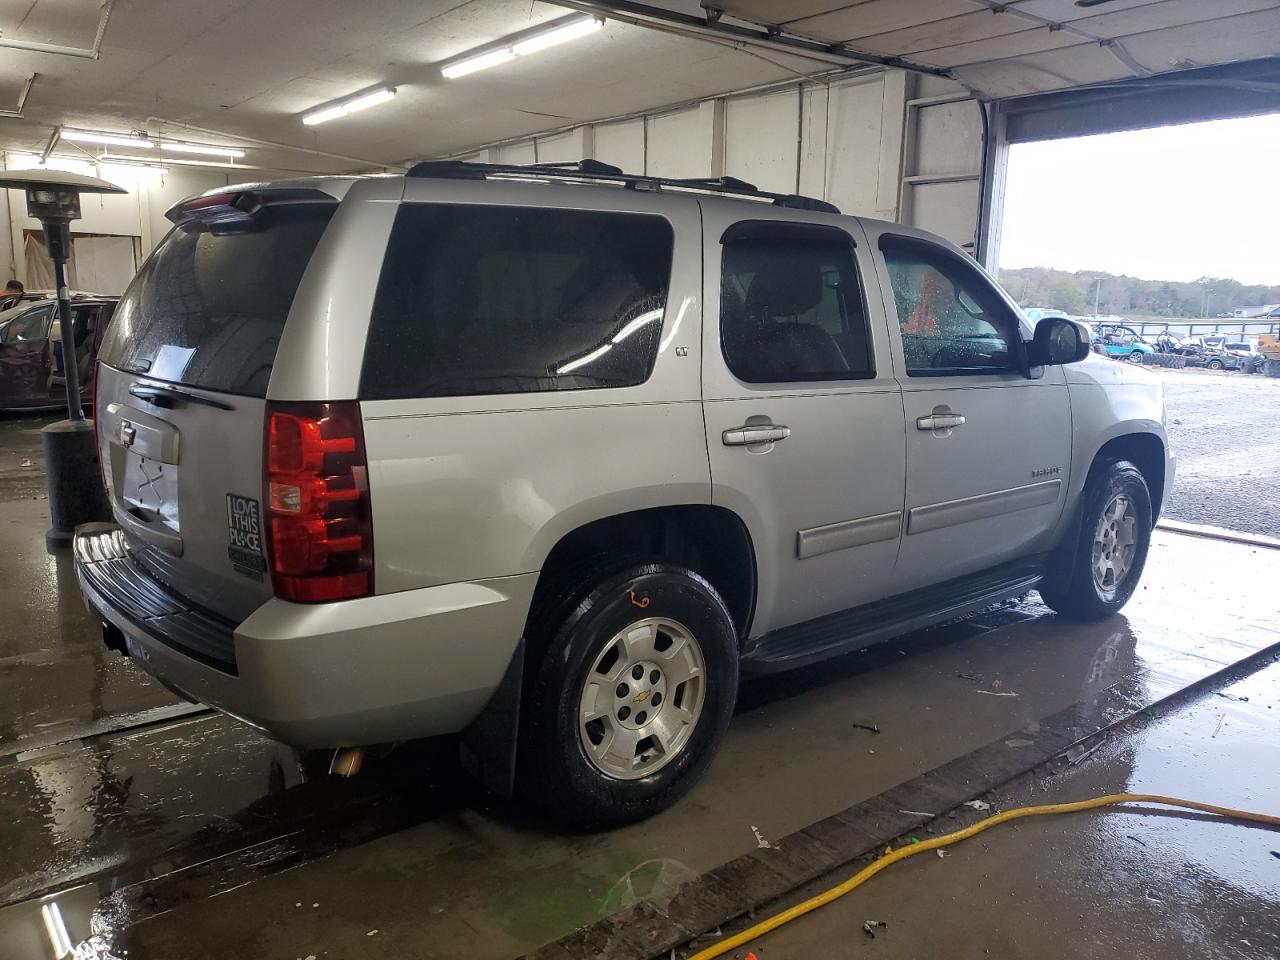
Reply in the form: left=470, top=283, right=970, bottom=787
left=1207, top=358, right=1224, bottom=370
left=1128, top=351, right=1144, bottom=363
left=522, top=563, right=739, bottom=829
left=1039, top=460, right=1152, bottom=621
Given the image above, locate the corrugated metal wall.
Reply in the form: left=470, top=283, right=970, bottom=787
left=450, top=68, right=988, bottom=253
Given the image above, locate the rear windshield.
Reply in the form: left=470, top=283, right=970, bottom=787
left=101, top=203, right=334, bottom=396
left=360, top=204, right=674, bottom=400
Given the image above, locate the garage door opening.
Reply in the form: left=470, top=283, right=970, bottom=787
left=995, top=112, right=1280, bottom=541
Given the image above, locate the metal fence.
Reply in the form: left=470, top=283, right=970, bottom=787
left=1120, top=319, right=1280, bottom=337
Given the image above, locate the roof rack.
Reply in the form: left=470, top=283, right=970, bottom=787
left=406, top=158, right=840, bottom=214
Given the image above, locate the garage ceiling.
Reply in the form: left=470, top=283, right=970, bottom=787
left=710, top=0, right=1280, bottom=98
left=0, top=0, right=815, bottom=173
left=2, top=0, right=1279, bottom=175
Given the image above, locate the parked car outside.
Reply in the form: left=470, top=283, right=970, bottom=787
left=74, top=164, right=1173, bottom=828
left=0, top=295, right=118, bottom=411
left=1091, top=322, right=1156, bottom=363
left=1223, top=340, right=1266, bottom=372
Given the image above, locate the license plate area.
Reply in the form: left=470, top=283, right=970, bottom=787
left=121, top=451, right=181, bottom=533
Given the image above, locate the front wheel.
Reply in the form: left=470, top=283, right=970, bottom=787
left=1207, top=358, right=1224, bottom=370
left=522, top=563, right=739, bottom=829
left=1039, top=460, right=1152, bottom=621
left=1127, top=350, right=1145, bottom=363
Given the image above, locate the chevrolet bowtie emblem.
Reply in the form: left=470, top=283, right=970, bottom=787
left=632, top=690, right=650, bottom=703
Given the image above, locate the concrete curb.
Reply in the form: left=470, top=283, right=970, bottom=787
left=1157, top=518, right=1280, bottom=550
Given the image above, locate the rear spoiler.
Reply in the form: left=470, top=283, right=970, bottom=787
left=165, top=188, right=337, bottom=232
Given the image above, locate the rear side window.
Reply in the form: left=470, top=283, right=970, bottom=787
left=719, top=222, right=872, bottom=384
left=360, top=204, right=673, bottom=400
left=101, top=203, right=335, bottom=396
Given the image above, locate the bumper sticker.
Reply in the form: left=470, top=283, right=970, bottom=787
left=226, top=494, right=266, bottom=580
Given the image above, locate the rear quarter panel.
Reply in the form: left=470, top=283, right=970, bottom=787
left=358, top=182, right=710, bottom=592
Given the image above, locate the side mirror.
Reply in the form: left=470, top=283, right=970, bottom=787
left=1028, top=317, right=1091, bottom=368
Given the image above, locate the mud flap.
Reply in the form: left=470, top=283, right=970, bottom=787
left=459, top=638, right=524, bottom=798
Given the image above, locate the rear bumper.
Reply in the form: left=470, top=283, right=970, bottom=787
left=74, top=525, right=538, bottom=748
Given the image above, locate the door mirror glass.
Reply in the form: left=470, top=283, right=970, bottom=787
left=1028, top=317, right=1090, bottom=367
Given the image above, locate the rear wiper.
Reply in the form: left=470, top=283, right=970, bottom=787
left=128, top=383, right=234, bottom=411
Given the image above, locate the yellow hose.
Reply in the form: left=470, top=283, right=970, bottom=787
left=687, top=793, right=1280, bottom=960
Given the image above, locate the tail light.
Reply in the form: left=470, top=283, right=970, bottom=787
left=263, top=401, right=373, bottom=603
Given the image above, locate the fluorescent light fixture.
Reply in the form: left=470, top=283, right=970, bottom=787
left=442, top=17, right=604, bottom=79
left=41, top=902, right=73, bottom=958
left=512, top=16, right=603, bottom=55
left=61, top=127, right=154, bottom=148
left=301, top=86, right=396, bottom=125
left=441, top=47, right=515, bottom=79
left=161, top=140, right=246, bottom=158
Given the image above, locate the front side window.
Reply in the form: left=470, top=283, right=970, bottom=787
left=881, top=237, right=1022, bottom=377
left=719, top=222, right=872, bottom=384
left=0, top=304, right=54, bottom=343
left=361, top=205, right=674, bottom=400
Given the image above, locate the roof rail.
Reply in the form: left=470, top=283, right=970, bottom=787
left=406, top=158, right=840, bottom=214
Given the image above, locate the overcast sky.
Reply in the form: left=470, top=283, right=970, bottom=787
left=999, top=112, right=1280, bottom=287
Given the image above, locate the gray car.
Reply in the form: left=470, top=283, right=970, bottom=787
left=75, top=161, right=1174, bottom=827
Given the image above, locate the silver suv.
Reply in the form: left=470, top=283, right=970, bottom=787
left=75, top=161, right=1173, bottom=828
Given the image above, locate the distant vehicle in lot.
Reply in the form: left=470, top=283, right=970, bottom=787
left=1223, top=340, right=1265, bottom=372
left=75, top=163, right=1174, bottom=827
left=0, top=295, right=118, bottom=410
left=1091, top=323, right=1156, bottom=363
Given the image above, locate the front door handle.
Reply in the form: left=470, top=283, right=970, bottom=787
left=916, top=413, right=966, bottom=431
left=723, top=423, right=791, bottom=446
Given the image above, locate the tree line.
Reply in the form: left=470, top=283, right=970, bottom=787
left=996, top=267, right=1280, bottom=318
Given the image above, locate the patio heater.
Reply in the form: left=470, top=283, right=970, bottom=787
left=0, top=169, right=127, bottom=547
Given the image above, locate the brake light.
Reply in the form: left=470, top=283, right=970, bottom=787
left=263, top=401, right=373, bottom=603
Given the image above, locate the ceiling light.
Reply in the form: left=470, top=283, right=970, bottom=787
left=60, top=127, right=154, bottom=148
left=512, top=16, right=603, bottom=56
left=441, top=48, right=515, bottom=79
left=442, top=16, right=604, bottom=80
left=301, top=86, right=396, bottom=125
left=160, top=140, right=246, bottom=158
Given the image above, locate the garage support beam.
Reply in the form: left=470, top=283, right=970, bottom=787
left=542, top=0, right=954, bottom=78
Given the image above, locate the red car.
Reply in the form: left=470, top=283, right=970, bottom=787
left=0, top=295, right=118, bottom=411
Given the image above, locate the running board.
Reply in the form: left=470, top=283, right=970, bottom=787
left=742, top=559, right=1046, bottom=673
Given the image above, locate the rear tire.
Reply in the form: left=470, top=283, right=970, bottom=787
left=1207, top=358, right=1224, bottom=370
left=521, top=563, right=738, bottom=830
left=1127, top=351, right=1144, bottom=363
left=1039, top=460, right=1152, bottom=621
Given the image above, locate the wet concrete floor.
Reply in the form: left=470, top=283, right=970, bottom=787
left=1, top=412, right=1277, bottom=959
left=738, top=660, right=1280, bottom=960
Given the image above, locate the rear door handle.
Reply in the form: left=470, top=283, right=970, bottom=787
left=916, top=413, right=966, bottom=431
left=723, top=424, right=791, bottom=446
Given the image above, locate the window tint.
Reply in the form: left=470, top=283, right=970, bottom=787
left=101, top=204, right=335, bottom=396
left=361, top=205, right=673, bottom=400
left=719, top=223, right=871, bottom=383
left=0, top=304, right=54, bottom=343
left=881, top=238, right=1021, bottom=376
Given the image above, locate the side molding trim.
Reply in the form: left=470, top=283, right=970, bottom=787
left=797, top=511, right=903, bottom=559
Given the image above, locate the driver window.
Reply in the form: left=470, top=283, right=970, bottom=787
left=881, top=238, right=1020, bottom=377
left=0, top=305, right=54, bottom=344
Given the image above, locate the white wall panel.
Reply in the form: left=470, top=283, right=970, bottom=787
left=645, top=102, right=715, bottom=179
left=913, top=99, right=983, bottom=177
left=909, top=179, right=980, bottom=248
left=724, top=88, right=798, bottom=195
left=492, top=141, right=536, bottom=165
left=822, top=77, right=890, bottom=218
left=594, top=119, right=645, bottom=173
left=536, top=128, right=589, bottom=163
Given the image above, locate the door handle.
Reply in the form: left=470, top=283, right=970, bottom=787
left=916, top=413, right=966, bottom=431
left=723, top=424, right=791, bottom=446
